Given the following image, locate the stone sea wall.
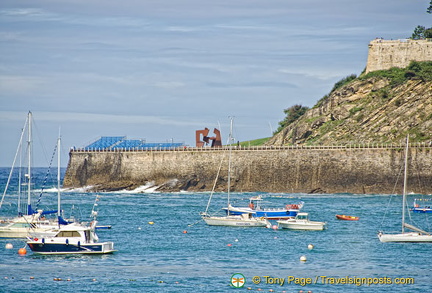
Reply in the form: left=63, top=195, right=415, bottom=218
left=63, top=146, right=432, bottom=194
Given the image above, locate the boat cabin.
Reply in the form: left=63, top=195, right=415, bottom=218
left=295, top=213, right=309, bottom=220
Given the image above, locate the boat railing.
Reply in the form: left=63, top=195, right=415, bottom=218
left=70, top=141, right=432, bottom=153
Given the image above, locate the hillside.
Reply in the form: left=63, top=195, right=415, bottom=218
left=268, top=63, right=432, bottom=146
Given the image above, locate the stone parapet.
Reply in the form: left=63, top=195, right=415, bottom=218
left=366, top=39, right=432, bottom=73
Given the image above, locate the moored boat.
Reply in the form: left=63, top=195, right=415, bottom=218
left=203, top=213, right=270, bottom=227
left=27, top=221, right=116, bottom=255
left=223, top=196, right=304, bottom=220
left=336, top=214, right=359, bottom=221
left=411, top=198, right=432, bottom=213
left=0, top=213, right=58, bottom=238
left=0, top=112, right=69, bottom=238
left=378, top=136, right=432, bottom=243
left=277, top=212, right=326, bottom=231
left=201, top=118, right=271, bottom=228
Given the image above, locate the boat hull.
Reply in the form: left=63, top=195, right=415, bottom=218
left=411, top=207, right=432, bottom=213
left=203, top=216, right=269, bottom=227
left=378, top=232, right=432, bottom=243
left=0, top=227, right=32, bottom=238
left=0, top=223, right=59, bottom=239
left=27, top=241, right=116, bottom=255
left=277, top=220, right=326, bottom=231
left=335, top=214, right=359, bottom=221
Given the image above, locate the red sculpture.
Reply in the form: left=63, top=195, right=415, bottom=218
left=196, top=128, right=222, bottom=147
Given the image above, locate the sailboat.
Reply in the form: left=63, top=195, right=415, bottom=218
left=200, top=118, right=270, bottom=227
left=0, top=112, right=61, bottom=238
left=378, top=136, right=432, bottom=243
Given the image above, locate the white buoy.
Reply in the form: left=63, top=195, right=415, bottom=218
left=307, top=244, right=314, bottom=250
left=5, top=243, right=13, bottom=249
left=234, top=239, right=239, bottom=242
left=300, top=255, right=307, bottom=262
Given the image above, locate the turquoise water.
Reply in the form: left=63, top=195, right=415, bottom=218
left=1, top=168, right=431, bottom=292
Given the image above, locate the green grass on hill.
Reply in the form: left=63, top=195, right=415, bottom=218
left=236, top=137, right=270, bottom=147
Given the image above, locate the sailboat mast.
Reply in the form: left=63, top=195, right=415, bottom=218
left=57, top=134, right=61, bottom=220
left=27, top=111, right=32, bottom=215
left=402, top=135, right=409, bottom=233
left=227, top=117, right=233, bottom=213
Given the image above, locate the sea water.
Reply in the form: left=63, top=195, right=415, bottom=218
left=1, top=168, right=431, bottom=293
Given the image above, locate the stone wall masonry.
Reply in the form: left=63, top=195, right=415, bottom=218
left=64, top=146, right=432, bottom=194
left=366, top=39, right=432, bottom=73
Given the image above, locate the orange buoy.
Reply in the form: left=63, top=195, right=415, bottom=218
left=18, top=248, right=27, bottom=255
left=182, top=230, right=188, bottom=234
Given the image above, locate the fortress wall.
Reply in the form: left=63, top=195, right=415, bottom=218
left=64, top=147, right=432, bottom=194
left=366, top=39, right=432, bottom=73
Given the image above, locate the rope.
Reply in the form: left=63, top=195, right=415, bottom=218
left=34, top=142, right=57, bottom=211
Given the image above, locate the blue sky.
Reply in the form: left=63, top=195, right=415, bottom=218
left=1, top=0, right=431, bottom=166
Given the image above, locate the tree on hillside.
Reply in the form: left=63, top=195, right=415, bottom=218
left=411, top=25, right=432, bottom=39
left=428, top=0, right=432, bottom=13
left=275, top=104, right=309, bottom=134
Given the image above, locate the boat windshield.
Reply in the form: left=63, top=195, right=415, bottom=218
left=56, top=231, right=80, bottom=237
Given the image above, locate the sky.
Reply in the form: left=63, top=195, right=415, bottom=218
left=0, top=0, right=431, bottom=167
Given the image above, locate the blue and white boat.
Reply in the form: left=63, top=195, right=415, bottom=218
left=223, top=196, right=304, bottom=220
left=411, top=198, right=432, bottom=213
left=27, top=221, right=116, bottom=255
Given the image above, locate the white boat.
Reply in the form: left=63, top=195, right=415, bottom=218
left=0, top=112, right=64, bottom=238
left=203, top=213, right=270, bottom=227
left=201, top=118, right=270, bottom=228
left=277, top=212, right=326, bottom=230
left=27, top=221, right=116, bottom=255
left=0, top=212, right=57, bottom=238
left=378, top=136, right=432, bottom=243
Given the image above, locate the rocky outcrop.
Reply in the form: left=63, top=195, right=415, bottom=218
left=267, top=78, right=432, bottom=146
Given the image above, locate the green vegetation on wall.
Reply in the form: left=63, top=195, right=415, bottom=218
left=359, top=61, right=432, bottom=86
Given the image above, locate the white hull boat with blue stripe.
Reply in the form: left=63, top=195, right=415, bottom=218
left=27, top=221, right=116, bottom=255
left=223, top=197, right=304, bottom=220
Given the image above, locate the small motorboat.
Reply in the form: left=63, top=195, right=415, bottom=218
left=277, top=212, right=326, bottom=231
left=26, top=221, right=116, bottom=255
left=336, top=214, right=359, bottom=221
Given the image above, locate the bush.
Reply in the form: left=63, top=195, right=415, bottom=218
left=360, top=61, right=432, bottom=86
left=274, top=104, right=309, bottom=134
